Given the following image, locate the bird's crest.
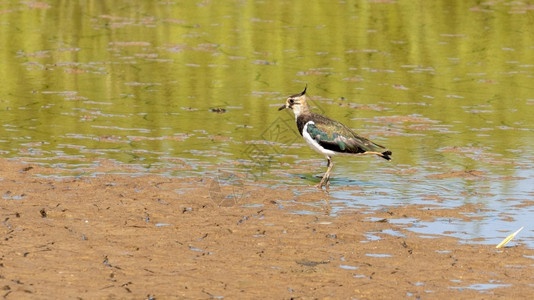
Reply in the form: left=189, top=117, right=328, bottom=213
left=299, top=85, right=307, bottom=96
left=288, top=85, right=308, bottom=99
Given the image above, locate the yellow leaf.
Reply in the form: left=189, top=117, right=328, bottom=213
left=496, top=227, right=524, bottom=249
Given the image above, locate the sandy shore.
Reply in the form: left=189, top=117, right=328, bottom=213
left=0, top=158, right=532, bottom=299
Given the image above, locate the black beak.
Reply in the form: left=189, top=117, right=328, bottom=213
left=278, top=104, right=287, bottom=111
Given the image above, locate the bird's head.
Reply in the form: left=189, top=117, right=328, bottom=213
left=278, top=86, right=310, bottom=117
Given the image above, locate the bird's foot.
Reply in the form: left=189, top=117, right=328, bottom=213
left=315, top=182, right=324, bottom=189
left=315, top=177, right=330, bottom=191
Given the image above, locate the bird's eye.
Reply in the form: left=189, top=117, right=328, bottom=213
left=289, top=99, right=294, bottom=104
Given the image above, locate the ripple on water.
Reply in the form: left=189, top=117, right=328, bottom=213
left=365, top=253, right=393, bottom=258
left=450, top=283, right=512, bottom=292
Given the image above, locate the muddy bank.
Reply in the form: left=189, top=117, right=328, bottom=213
left=0, top=158, right=532, bottom=299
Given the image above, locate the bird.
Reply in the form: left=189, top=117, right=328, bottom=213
left=278, top=86, right=392, bottom=190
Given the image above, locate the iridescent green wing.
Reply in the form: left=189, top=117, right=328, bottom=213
left=307, top=114, right=387, bottom=155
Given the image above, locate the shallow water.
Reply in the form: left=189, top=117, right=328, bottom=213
left=0, top=1, right=533, bottom=247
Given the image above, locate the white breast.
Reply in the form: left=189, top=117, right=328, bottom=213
left=302, top=121, right=337, bottom=158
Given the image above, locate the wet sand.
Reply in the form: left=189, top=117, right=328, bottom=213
left=0, top=158, right=532, bottom=299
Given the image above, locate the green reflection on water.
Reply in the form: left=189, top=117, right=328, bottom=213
left=0, top=0, right=532, bottom=178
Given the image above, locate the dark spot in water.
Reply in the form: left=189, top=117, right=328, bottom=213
left=210, top=107, right=226, bottom=113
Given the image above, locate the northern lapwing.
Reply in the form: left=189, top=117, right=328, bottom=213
left=278, top=86, right=392, bottom=189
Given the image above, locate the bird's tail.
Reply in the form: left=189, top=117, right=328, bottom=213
left=365, top=141, right=392, bottom=161
left=380, top=150, right=392, bottom=161
left=353, top=136, right=392, bottom=161
left=359, top=149, right=392, bottom=160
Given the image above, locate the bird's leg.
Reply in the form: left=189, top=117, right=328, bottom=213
left=324, top=157, right=333, bottom=190
left=317, top=157, right=333, bottom=190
